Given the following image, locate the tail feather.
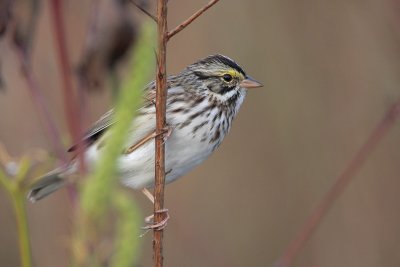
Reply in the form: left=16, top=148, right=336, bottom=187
left=27, top=168, right=69, bottom=202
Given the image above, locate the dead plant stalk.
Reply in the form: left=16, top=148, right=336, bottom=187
left=152, top=0, right=220, bottom=266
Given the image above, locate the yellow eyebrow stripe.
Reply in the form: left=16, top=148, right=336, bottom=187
left=217, top=69, right=245, bottom=79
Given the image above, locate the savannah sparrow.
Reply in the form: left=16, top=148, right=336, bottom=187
left=28, top=54, right=262, bottom=202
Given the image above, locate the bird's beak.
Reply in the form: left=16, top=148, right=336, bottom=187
left=240, top=76, right=263, bottom=89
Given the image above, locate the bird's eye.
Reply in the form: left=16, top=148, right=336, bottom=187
left=222, top=74, right=233, bottom=82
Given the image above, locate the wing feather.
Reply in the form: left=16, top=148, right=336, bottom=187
left=67, top=109, right=115, bottom=152
left=67, top=84, right=157, bottom=153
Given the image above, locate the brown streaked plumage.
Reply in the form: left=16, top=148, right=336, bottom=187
left=28, top=54, right=262, bottom=202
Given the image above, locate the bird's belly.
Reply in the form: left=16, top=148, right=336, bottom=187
left=165, top=126, right=215, bottom=181
left=117, top=124, right=216, bottom=189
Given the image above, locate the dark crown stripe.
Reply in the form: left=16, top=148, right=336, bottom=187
left=199, top=54, right=246, bottom=76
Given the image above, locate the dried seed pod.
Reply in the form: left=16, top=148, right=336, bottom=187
left=76, top=0, right=148, bottom=91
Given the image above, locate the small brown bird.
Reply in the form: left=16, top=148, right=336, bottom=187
left=28, top=54, right=262, bottom=206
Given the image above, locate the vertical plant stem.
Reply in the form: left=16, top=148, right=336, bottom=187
left=154, top=0, right=168, bottom=266
left=16, top=49, right=68, bottom=163
left=12, top=191, right=32, bottom=267
left=49, top=0, right=84, bottom=204
left=0, top=163, right=33, bottom=267
left=49, top=0, right=85, bottom=174
left=49, top=0, right=80, bottom=142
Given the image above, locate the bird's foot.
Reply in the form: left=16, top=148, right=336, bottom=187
left=140, top=209, right=169, bottom=237
left=159, top=125, right=173, bottom=144
left=141, top=208, right=170, bottom=231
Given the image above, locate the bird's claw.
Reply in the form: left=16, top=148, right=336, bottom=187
left=158, top=125, right=173, bottom=144
left=141, top=208, right=170, bottom=231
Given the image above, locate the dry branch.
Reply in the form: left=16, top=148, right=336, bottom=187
left=50, top=0, right=80, bottom=143
left=274, top=101, right=400, bottom=267
left=167, top=0, right=220, bottom=40
left=50, top=0, right=85, bottom=203
left=152, top=1, right=221, bottom=266
left=153, top=0, right=168, bottom=266
left=15, top=48, right=67, bottom=163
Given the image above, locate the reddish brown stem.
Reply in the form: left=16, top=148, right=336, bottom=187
left=49, top=0, right=86, bottom=205
left=151, top=1, right=221, bottom=265
left=15, top=48, right=67, bottom=163
left=167, top=0, right=220, bottom=40
left=49, top=0, right=84, bottom=170
left=274, top=101, right=400, bottom=267
left=153, top=0, right=168, bottom=266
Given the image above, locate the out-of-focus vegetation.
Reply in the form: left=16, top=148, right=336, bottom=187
left=0, top=145, right=48, bottom=267
left=74, top=21, right=154, bottom=267
left=0, top=6, right=155, bottom=267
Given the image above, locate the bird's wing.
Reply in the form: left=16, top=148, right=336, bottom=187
left=67, top=109, right=115, bottom=152
left=67, top=84, right=157, bottom=152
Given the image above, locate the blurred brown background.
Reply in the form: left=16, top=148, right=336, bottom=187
left=2, top=0, right=400, bottom=266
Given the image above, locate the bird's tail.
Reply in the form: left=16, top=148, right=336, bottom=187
left=27, top=166, right=73, bottom=202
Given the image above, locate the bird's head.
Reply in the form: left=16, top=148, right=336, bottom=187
left=184, top=54, right=262, bottom=101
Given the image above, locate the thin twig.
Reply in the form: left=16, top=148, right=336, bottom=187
left=167, top=0, right=220, bottom=40
left=130, top=0, right=157, bottom=22
left=50, top=0, right=84, bottom=203
left=15, top=48, right=67, bottom=163
left=274, top=100, right=400, bottom=267
left=154, top=0, right=168, bottom=266
left=49, top=0, right=80, bottom=145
